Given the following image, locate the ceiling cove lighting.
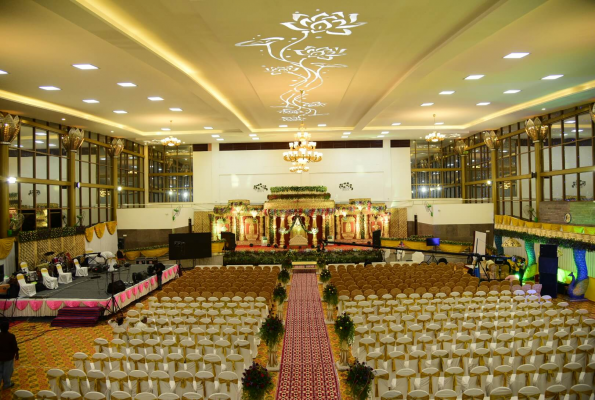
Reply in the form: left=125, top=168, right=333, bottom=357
left=439, top=91, right=455, bottom=95
left=83, top=99, right=100, bottom=103
left=477, top=102, right=491, bottom=106
left=113, top=110, right=127, bottom=114
left=503, top=52, right=530, bottom=59
left=421, top=103, right=434, bottom=107
left=504, top=90, right=521, bottom=94
left=542, top=75, right=563, bottom=80
left=169, top=108, right=183, bottom=112
left=117, top=82, right=137, bottom=87
left=39, top=86, right=61, bottom=91
left=72, top=64, right=99, bottom=70
left=465, top=75, right=484, bottom=80
left=148, top=96, right=164, bottom=101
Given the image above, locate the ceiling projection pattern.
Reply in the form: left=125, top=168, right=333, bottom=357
left=236, top=11, right=366, bottom=121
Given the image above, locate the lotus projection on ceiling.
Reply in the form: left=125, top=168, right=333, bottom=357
left=236, top=11, right=367, bottom=121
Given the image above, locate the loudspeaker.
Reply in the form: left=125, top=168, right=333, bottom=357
left=107, top=280, right=126, bottom=294
left=540, top=244, right=558, bottom=259
left=539, top=248, right=559, bottom=275
left=221, top=232, right=236, bottom=251
left=132, top=272, right=148, bottom=284
left=372, top=230, right=381, bottom=249
left=540, top=273, right=558, bottom=298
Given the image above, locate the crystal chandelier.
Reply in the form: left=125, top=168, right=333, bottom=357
left=282, top=91, right=323, bottom=173
left=425, top=114, right=445, bottom=142
left=161, top=136, right=181, bottom=147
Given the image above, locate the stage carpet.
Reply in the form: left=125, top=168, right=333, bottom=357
left=276, top=273, right=340, bottom=400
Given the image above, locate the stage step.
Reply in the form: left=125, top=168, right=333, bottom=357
left=51, top=306, right=104, bottom=328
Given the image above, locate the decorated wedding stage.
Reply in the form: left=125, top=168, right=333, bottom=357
left=0, top=264, right=178, bottom=317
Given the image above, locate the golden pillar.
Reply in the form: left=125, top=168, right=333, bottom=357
left=460, top=154, right=467, bottom=200
left=259, top=215, right=264, bottom=240
left=330, top=214, right=335, bottom=239
left=321, top=214, right=326, bottom=240
left=111, top=156, right=118, bottom=222
left=212, top=215, right=217, bottom=240
left=312, top=214, right=318, bottom=246
left=364, top=214, right=369, bottom=239
left=232, top=214, right=237, bottom=239
left=490, top=149, right=499, bottom=216
left=265, top=215, right=270, bottom=242
left=67, top=152, right=77, bottom=226
left=337, top=215, right=342, bottom=240
left=240, top=215, right=245, bottom=241
left=355, top=212, right=361, bottom=240
left=533, top=140, right=543, bottom=220
left=272, top=216, right=277, bottom=245
left=0, top=145, right=9, bottom=238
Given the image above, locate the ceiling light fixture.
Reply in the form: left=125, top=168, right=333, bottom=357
left=542, top=75, right=563, bottom=80
left=148, top=96, right=164, bottom=101
left=249, top=134, right=257, bottom=137
left=391, top=122, right=401, bottom=126
left=169, top=108, right=183, bottom=112
left=439, top=91, right=455, bottom=95
left=39, top=86, right=61, bottom=91
left=204, top=126, right=213, bottom=130
left=504, top=90, right=521, bottom=94
left=161, top=128, right=170, bottom=131
left=344, top=132, right=351, bottom=135
left=283, top=90, right=322, bottom=173
left=465, top=75, right=484, bottom=80
left=279, top=125, right=288, bottom=128
left=503, top=52, right=530, bottom=59
left=477, top=102, right=491, bottom=106
left=421, top=103, right=434, bottom=107
left=381, top=131, right=389, bottom=134
left=216, top=138, right=224, bottom=141
left=425, top=114, right=445, bottom=142
left=161, top=136, right=181, bottom=146
left=341, top=136, right=348, bottom=139
left=117, top=82, right=136, bottom=87
left=113, top=110, right=127, bottom=114
left=211, top=135, right=220, bottom=138
left=435, top=122, right=444, bottom=125
left=83, top=99, right=100, bottom=103
left=72, top=64, right=98, bottom=70
left=0, top=70, right=8, bottom=74
left=318, top=124, right=326, bottom=127
left=252, top=137, right=260, bottom=140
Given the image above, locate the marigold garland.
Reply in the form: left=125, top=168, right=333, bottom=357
left=106, top=221, right=118, bottom=235
left=94, top=223, right=106, bottom=239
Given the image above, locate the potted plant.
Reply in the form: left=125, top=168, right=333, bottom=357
left=277, top=269, right=290, bottom=287
left=319, top=268, right=331, bottom=287
left=258, top=313, right=285, bottom=370
left=281, top=257, right=293, bottom=271
left=272, top=284, right=287, bottom=315
left=317, top=255, right=326, bottom=270
left=346, top=361, right=374, bottom=400
left=322, top=283, right=339, bottom=324
left=241, top=362, right=273, bottom=400
left=335, top=312, right=355, bottom=370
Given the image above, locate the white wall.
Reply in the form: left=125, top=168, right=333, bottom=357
left=407, top=203, right=493, bottom=225
left=117, top=207, right=195, bottom=230
left=193, top=140, right=412, bottom=206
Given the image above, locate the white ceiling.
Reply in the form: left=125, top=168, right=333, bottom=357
left=0, top=0, right=594, bottom=145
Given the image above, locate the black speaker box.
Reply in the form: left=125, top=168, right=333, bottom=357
left=372, top=230, right=381, bottom=249
left=221, top=232, right=236, bottom=251
left=540, top=244, right=558, bottom=258
left=107, top=280, right=126, bottom=294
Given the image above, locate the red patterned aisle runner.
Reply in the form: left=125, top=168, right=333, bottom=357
left=276, top=273, right=341, bottom=400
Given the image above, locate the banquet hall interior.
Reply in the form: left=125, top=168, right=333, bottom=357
left=1, top=1, right=595, bottom=399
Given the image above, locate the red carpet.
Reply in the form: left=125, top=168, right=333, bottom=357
left=276, top=273, right=340, bottom=400
left=50, top=306, right=105, bottom=327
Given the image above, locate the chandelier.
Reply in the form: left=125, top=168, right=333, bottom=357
left=282, top=91, right=323, bottom=173
left=425, top=114, right=445, bottom=142
left=161, top=136, right=181, bottom=147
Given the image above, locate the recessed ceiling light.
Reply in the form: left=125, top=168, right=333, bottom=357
left=542, top=108, right=546, bottom=111
left=117, top=82, right=136, bottom=87
left=439, top=91, right=455, bottom=95
left=211, top=134, right=220, bottom=138
left=0, top=70, right=8, bottom=74
left=391, top=122, right=401, bottom=126
left=465, top=75, right=484, bottom=80
left=476, top=102, right=491, bottom=106
left=421, top=103, right=434, bottom=107
left=504, top=90, right=521, bottom=94
left=249, top=134, right=257, bottom=137
left=39, top=86, right=61, bottom=91
left=83, top=99, right=100, bottom=103
left=252, top=137, right=260, bottom=140
left=344, top=132, right=351, bottom=135
left=61, top=118, right=66, bottom=121
left=72, top=64, right=98, bottom=70
left=503, top=52, right=530, bottom=59
left=204, top=126, right=213, bottom=130
left=35, top=140, right=44, bottom=144
left=376, top=135, right=385, bottom=138
left=148, top=96, right=164, bottom=101
left=542, top=75, right=563, bottom=80
left=216, top=138, right=224, bottom=141
left=110, top=131, right=114, bottom=133
left=435, top=122, right=444, bottom=125
left=169, top=108, right=183, bottom=112
left=161, top=128, right=170, bottom=131
left=35, top=132, right=47, bottom=136
left=113, top=110, right=127, bottom=114
left=341, top=136, right=348, bottom=139
left=279, top=125, right=288, bottom=128
left=318, top=124, right=326, bottom=127
left=381, top=131, right=389, bottom=134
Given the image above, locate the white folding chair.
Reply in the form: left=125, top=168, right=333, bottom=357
left=74, top=258, right=89, bottom=277
left=17, top=274, right=36, bottom=297
left=56, top=264, right=73, bottom=284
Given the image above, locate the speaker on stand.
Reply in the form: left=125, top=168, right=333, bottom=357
left=539, top=244, right=558, bottom=298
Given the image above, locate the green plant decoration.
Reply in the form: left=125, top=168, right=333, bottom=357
left=258, top=313, right=285, bottom=369
left=335, top=312, right=355, bottom=345
left=241, top=362, right=274, bottom=400
left=346, top=361, right=374, bottom=400
left=319, top=268, right=331, bottom=284
left=272, top=284, right=287, bottom=305
left=277, top=269, right=290, bottom=285
left=281, top=257, right=293, bottom=270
